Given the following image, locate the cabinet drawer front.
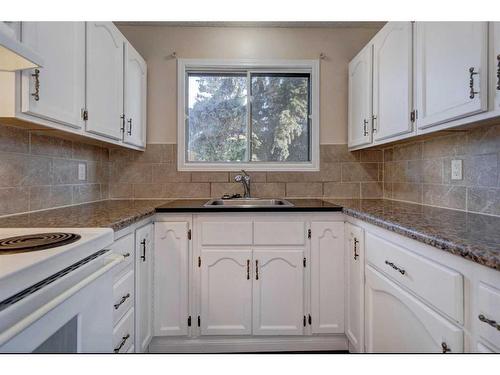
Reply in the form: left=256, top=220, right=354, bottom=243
left=254, top=222, right=306, bottom=246
left=366, top=232, right=463, bottom=323
left=113, top=269, right=135, bottom=325
left=109, top=233, right=135, bottom=274
left=478, top=282, right=500, bottom=349
left=201, top=221, right=253, bottom=245
left=113, top=308, right=134, bottom=354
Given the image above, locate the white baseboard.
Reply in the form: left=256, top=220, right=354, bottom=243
left=149, top=335, right=348, bottom=353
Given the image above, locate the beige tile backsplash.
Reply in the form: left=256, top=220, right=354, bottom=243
left=0, top=124, right=109, bottom=216
left=1, top=121, right=499, bottom=217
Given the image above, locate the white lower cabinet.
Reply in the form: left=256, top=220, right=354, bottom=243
left=154, top=221, right=190, bottom=337
left=253, top=249, right=304, bottom=335
left=345, top=222, right=364, bottom=352
left=200, top=249, right=252, bottom=335
left=365, top=265, right=463, bottom=353
left=135, top=223, right=154, bottom=353
left=310, top=222, right=344, bottom=334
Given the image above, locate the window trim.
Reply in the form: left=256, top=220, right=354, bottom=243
left=177, top=59, right=320, bottom=172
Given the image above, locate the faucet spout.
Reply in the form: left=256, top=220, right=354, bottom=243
left=234, top=170, right=251, bottom=198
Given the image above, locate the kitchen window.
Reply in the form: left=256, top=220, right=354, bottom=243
left=177, top=59, right=319, bottom=171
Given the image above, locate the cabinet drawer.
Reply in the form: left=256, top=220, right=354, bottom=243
left=108, top=233, right=135, bottom=274
left=113, top=269, right=135, bottom=324
left=366, top=232, right=463, bottom=323
left=254, top=221, right=306, bottom=245
left=113, top=308, right=134, bottom=354
left=477, top=282, right=500, bottom=349
left=201, top=221, right=253, bottom=245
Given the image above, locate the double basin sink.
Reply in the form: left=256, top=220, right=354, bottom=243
left=203, top=198, right=294, bottom=208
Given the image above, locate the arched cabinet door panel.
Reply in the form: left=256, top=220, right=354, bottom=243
left=154, top=221, right=189, bottom=336
left=200, top=250, right=252, bottom=335
left=365, top=265, right=463, bottom=353
left=21, top=22, right=85, bottom=128
left=86, top=22, right=124, bottom=140
left=252, top=249, right=304, bottom=336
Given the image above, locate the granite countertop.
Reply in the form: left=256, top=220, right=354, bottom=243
left=326, top=199, right=500, bottom=271
left=0, top=200, right=170, bottom=232
left=0, top=198, right=498, bottom=271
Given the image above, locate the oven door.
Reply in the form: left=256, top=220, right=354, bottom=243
left=0, top=253, right=123, bottom=353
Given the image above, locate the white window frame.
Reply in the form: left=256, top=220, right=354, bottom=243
left=177, top=59, right=320, bottom=171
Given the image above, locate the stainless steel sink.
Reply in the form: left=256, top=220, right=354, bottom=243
left=203, top=198, right=294, bottom=208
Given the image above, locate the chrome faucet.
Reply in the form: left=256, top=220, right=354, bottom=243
left=234, top=170, right=251, bottom=198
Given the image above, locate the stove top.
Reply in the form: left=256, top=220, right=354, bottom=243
left=0, top=232, right=81, bottom=254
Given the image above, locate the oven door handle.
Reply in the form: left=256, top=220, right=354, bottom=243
left=0, top=253, right=124, bottom=347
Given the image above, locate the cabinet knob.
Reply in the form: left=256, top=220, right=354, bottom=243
left=441, top=342, right=451, bottom=353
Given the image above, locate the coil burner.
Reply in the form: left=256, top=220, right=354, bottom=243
left=0, top=232, right=81, bottom=254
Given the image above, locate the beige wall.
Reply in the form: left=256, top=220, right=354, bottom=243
left=117, top=25, right=379, bottom=145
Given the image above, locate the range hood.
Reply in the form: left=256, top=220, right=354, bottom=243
left=0, top=22, right=43, bottom=71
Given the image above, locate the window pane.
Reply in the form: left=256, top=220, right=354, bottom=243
left=187, top=73, right=248, bottom=162
left=251, top=73, right=310, bottom=162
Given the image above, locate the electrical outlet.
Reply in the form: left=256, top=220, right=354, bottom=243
left=78, top=163, right=87, bottom=181
left=451, top=159, right=463, bottom=180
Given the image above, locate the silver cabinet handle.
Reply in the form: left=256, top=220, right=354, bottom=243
left=496, top=55, right=500, bottom=91
left=140, top=239, right=146, bottom=262
left=246, top=259, right=250, bottom=280
left=31, top=69, right=40, bottom=101
left=127, top=118, right=132, bottom=135
left=441, top=342, right=451, bottom=353
left=363, top=119, right=369, bottom=136
left=113, top=333, right=130, bottom=353
left=478, top=314, right=500, bottom=330
left=113, top=293, right=130, bottom=310
left=469, top=67, right=479, bottom=99
left=255, top=260, right=259, bottom=280
left=372, top=115, right=377, bottom=133
left=353, top=238, right=359, bottom=260
left=120, top=114, right=125, bottom=133
left=385, top=260, right=406, bottom=275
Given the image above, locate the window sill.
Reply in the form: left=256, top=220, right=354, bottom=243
left=177, top=161, right=319, bottom=172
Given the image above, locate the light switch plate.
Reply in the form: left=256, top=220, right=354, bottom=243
left=78, top=163, right=86, bottom=181
left=451, top=159, right=463, bottom=180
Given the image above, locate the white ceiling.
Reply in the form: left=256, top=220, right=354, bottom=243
left=115, top=21, right=386, bottom=29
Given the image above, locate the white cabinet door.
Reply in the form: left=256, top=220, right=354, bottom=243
left=365, top=265, right=463, bottom=353
left=200, top=250, right=252, bottom=335
left=86, top=22, right=124, bottom=140
left=348, top=44, right=373, bottom=148
left=154, top=221, right=189, bottom=336
left=415, top=22, right=488, bottom=130
left=345, top=223, right=364, bottom=352
left=123, top=42, right=147, bottom=148
left=135, top=223, right=153, bottom=352
left=491, top=22, right=500, bottom=112
left=252, top=249, right=304, bottom=335
left=372, top=22, right=413, bottom=142
left=21, top=22, right=85, bottom=128
left=310, top=222, right=344, bottom=334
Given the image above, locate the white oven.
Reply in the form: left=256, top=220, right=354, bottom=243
left=0, top=250, right=123, bottom=353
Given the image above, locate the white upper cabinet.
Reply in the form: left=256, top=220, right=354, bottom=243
left=491, top=22, right=500, bottom=112
left=348, top=44, right=373, bottom=148
left=345, top=223, right=364, bottom=353
left=310, top=222, right=344, bottom=334
left=200, top=250, right=252, bottom=335
left=415, top=22, right=488, bottom=130
left=252, top=249, right=304, bottom=335
left=85, top=22, right=124, bottom=140
left=372, top=22, right=413, bottom=142
left=154, top=221, right=190, bottom=337
left=123, top=42, right=147, bottom=148
left=20, top=22, right=85, bottom=128
left=135, top=223, right=154, bottom=353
